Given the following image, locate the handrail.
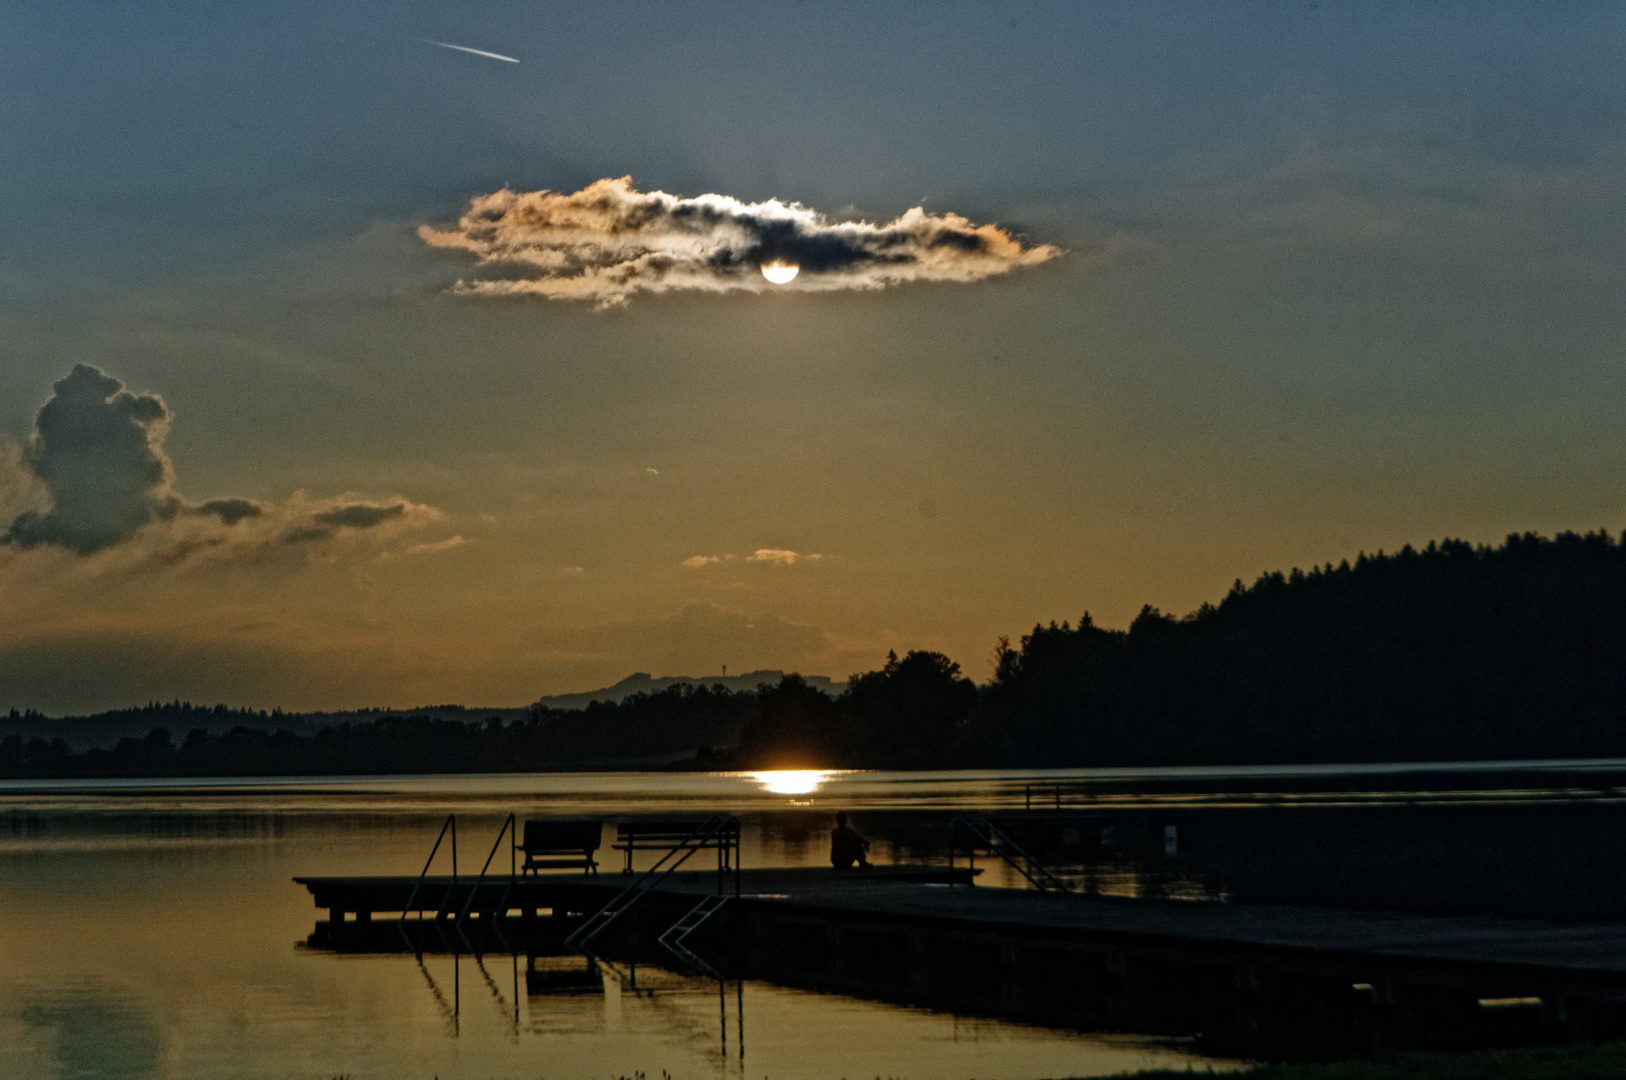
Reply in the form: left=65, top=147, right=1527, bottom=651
left=398, top=813, right=457, bottom=948
left=1025, top=783, right=1064, bottom=810
left=951, top=815, right=1071, bottom=893
left=457, top=812, right=518, bottom=927
left=566, top=815, right=740, bottom=952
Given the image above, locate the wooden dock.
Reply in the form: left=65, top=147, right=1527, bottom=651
left=295, top=864, right=1626, bottom=1056
left=294, top=866, right=1626, bottom=993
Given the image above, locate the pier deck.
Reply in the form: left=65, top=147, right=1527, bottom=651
left=294, top=866, right=1626, bottom=995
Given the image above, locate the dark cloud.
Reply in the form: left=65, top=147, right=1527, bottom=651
left=1, top=365, right=442, bottom=564
left=313, top=502, right=407, bottom=529
left=419, top=177, right=1062, bottom=306
left=2, top=364, right=180, bottom=554
left=194, top=497, right=262, bottom=525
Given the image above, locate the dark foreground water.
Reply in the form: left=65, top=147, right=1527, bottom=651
left=0, top=770, right=1242, bottom=1080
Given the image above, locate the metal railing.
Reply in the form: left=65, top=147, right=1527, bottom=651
left=951, top=815, right=1071, bottom=892
left=566, top=815, right=741, bottom=954
left=456, top=812, right=517, bottom=928
left=398, top=813, right=458, bottom=952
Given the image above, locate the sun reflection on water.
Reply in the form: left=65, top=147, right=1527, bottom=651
left=750, top=770, right=834, bottom=795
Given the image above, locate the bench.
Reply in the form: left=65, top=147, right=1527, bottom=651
left=613, top=818, right=740, bottom=874
left=516, top=818, right=602, bottom=875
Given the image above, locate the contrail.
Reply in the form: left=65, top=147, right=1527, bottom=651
left=423, top=39, right=519, bottom=63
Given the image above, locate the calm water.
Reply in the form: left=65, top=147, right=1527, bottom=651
left=0, top=769, right=1241, bottom=1080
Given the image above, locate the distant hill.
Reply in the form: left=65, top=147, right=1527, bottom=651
left=533, top=670, right=844, bottom=711
left=0, top=702, right=532, bottom=753
left=0, top=672, right=839, bottom=755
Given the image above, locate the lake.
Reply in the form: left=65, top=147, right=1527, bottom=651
left=0, top=769, right=1243, bottom=1080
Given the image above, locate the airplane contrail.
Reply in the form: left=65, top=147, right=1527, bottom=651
left=423, top=39, right=520, bottom=63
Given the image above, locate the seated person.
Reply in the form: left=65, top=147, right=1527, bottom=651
left=830, top=811, right=871, bottom=869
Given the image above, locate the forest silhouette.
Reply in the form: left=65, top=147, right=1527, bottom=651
left=5, top=531, right=1626, bottom=778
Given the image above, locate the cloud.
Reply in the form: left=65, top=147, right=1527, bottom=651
left=312, top=502, right=407, bottom=529
left=394, top=535, right=469, bottom=557
left=419, top=176, right=1063, bottom=307
left=747, top=548, right=819, bottom=565
left=1, top=365, right=180, bottom=554
left=1, top=365, right=443, bottom=565
left=195, top=497, right=262, bottom=525
left=683, top=550, right=822, bottom=567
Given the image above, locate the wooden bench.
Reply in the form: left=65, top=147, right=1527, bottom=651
left=613, top=818, right=740, bottom=874
left=516, top=818, right=602, bottom=875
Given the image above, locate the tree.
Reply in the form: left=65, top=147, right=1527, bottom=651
left=737, top=674, right=845, bottom=768
left=842, top=650, right=977, bottom=766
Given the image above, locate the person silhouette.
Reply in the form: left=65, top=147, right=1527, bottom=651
left=830, top=811, right=871, bottom=869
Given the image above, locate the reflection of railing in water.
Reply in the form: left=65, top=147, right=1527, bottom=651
left=407, top=942, right=746, bottom=1068
left=379, top=813, right=751, bottom=1060
left=567, top=815, right=740, bottom=957
left=414, top=949, right=458, bottom=1034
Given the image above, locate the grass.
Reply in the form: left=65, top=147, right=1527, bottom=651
left=1118, top=1042, right=1626, bottom=1079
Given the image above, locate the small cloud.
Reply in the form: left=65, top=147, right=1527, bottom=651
left=747, top=548, right=821, bottom=566
left=683, top=554, right=723, bottom=569
left=562, top=565, right=587, bottom=576
left=645, top=467, right=659, bottom=476
left=401, top=535, right=468, bottom=556
left=419, top=176, right=1062, bottom=307
left=195, top=498, right=262, bottom=525
left=313, top=502, right=407, bottom=530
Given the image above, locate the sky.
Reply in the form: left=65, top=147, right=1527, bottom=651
left=2, top=1, right=1624, bottom=713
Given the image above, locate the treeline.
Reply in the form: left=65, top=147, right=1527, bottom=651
left=975, top=531, right=1626, bottom=766
left=6, top=531, right=1626, bottom=778
left=0, top=683, right=753, bottom=779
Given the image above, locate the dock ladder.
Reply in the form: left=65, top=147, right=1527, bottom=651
left=565, top=815, right=740, bottom=954
left=658, top=894, right=731, bottom=977
left=951, top=815, right=1072, bottom=893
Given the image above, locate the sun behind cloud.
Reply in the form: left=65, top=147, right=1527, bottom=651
left=419, top=177, right=1061, bottom=307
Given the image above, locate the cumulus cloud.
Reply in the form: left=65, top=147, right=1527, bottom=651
left=419, top=176, right=1062, bottom=307
left=2, top=365, right=180, bottom=554
left=682, top=554, right=725, bottom=569
left=1, top=365, right=443, bottom=566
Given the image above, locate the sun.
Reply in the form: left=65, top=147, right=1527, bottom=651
left=760, top=260, right=800, bottom=284
left=749, top=769, right=832, bottom=795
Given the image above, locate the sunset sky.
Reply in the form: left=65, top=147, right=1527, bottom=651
left=3, top=2, right=1623, bottom=713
